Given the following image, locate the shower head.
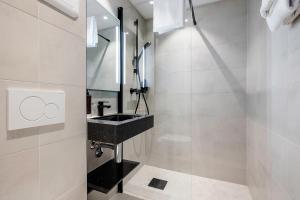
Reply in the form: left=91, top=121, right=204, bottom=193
left=144, top=42, right=151, bottom=49
left=136, top=42, right=152, bottom=64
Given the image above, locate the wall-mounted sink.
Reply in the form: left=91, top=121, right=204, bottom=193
left=91, top=114, right=137, bottom=122
left=88, top=114, right=154, bottom=145
left=87, top=114, right=154, bottom=194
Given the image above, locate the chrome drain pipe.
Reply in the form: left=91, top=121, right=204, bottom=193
left=114, top=143, right=123, bottom=164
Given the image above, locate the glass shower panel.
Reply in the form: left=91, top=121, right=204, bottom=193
left=121, top=4, right=193, bottom=200
left=148, top=24, right=193, bottom=200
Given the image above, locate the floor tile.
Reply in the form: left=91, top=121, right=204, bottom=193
left=124, top=165, right=252, bottom=200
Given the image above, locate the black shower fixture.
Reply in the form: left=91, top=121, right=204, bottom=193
left=130, top=19, right=150, bottom=115
left=144, top=42, right=151, bottom=49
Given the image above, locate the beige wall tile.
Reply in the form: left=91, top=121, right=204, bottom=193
left=156, top=27, right=192, bottom=55
left=155, top=70, right=191, bottom=94
left=39, top=135, right=86, bottom=200
left=0, top=80, right=39, bottom=157
left=193, top=0, right=246, bottom=47
left=0, top=149, right=39, bottom=200
left=156, top=50, right=191, bottom=72
left=38, top=0, right=86, bottom=39
left=0, top=2, right=38, bottom=82
left=271, top=180, right=292, bottom=200
left=39, top=20, right=86, bottom=86
left=0, top=0, right=87, bottom=199
left=286, top=140, right=300, bottom=200
left=38, top=84, right=86, bottom=146
left=147, top=132, right=192, bottom=174
left=0, top=0, right=37, bottom=16
left=247, top=0, right=300, bottom=199
left=56, top=183, right=87, bottom=200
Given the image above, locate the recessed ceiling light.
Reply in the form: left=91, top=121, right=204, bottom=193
left=103, top=16, right=108, bottom=20
left=149, top=1, right=154, bottom=5
left=185, top=19, right=189, bottom=22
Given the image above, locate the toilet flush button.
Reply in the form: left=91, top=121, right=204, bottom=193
left=7, top=88, right=65, bottom=130
left=44, top=103, right=59, bottom=119
left=19, top=96, right=45, bottom=121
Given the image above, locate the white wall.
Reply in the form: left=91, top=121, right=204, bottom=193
left=247, top=0, right=300, bottom=200
left=0, top=0, right=87, bottom=199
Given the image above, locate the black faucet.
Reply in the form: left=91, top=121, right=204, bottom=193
left=97, top=101, right=111, bottom=116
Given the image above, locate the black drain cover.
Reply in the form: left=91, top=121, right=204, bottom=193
left=148, top=178, right=168, bottom=190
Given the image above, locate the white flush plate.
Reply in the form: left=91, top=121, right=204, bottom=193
left=7, top=88, right=65, bottom=131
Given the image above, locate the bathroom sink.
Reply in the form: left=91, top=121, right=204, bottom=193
left=88, top=114, right=154, bottom=145
left=91, top=114, right=138, bottom=122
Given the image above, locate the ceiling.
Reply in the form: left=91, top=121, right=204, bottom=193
left=129, top=0, right=223, bottom=19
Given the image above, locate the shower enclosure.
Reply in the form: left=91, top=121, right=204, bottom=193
left=121, top=0, right=248, bottom=199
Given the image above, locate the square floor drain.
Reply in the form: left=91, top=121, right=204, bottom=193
left=148, top=178, right=168, bottom=190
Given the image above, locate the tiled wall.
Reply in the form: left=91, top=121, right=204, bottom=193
left=150, top=0, right=247, bottom=184
left=0, top=1, right=87, bottom=199
left=247, top=0, right=300, bottom=200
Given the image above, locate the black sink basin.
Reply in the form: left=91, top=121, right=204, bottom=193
left=88, top=114, right=154, bottom=145
left=92, top=114, right=138, bottom=122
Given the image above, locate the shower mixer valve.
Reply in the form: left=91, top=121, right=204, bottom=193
left=130, top=87, right=148, bottom=95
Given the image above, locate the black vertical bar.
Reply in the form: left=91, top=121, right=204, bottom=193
left=117, top=7, right=124, bottom=194
left=134, top=19, right=139, bottom=70
left=118, top=7, right=124, bottom=114
left=189, top=0, right=197, bottom=26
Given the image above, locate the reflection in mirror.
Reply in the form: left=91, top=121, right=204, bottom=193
left=87, top=0, right=120, bottom=91
left=126, top=19, right=153, bottom=115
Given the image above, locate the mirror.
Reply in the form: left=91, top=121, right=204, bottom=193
left=87, top=0, right=120, bottom=92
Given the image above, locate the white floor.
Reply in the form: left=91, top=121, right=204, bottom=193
left=110, top=194, right=143, bottom=200
left=124, top=165, right=252, bottom=200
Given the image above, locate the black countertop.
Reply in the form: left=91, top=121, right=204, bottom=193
left=88, top=114, right=154, bottom=144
